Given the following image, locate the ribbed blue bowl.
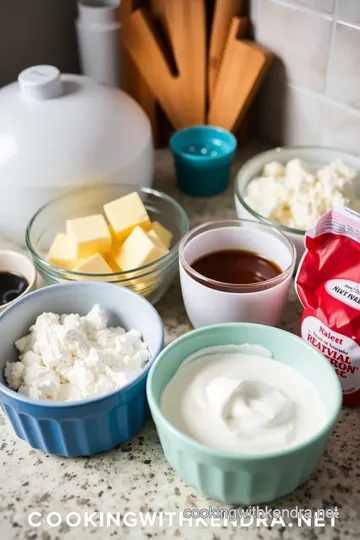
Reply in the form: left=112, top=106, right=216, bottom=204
left=0, top=282, right=164, bottom=457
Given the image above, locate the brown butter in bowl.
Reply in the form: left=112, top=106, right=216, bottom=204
left=191, top=249, right=282, bottom=291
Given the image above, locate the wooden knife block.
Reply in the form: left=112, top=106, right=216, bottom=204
left=121, top=0, right=252, bottom=148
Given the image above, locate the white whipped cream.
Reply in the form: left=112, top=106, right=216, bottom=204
left=161, top=345, right=325, bottom=453
left=4, top=305, right=150, bottom=401
left=244, top=158, right=360, bottom=231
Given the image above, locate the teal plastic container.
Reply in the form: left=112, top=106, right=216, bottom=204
left=170, top=126, right=237, bottom=196
left=147, top=323, right=342, bottom=504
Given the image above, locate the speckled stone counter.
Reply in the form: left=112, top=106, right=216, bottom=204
left=1, top=146, right=360, bottom=540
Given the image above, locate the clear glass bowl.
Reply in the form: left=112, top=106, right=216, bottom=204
left=26, top=184, right=189, bottom=305
left=234, top=146, right=360, bottom=263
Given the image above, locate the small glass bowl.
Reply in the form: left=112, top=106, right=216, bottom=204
left=26, top=184, right=189, bottom=305
left=234, top=146, right=360, bottom=263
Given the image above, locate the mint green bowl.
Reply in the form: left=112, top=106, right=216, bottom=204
left=146, top=323, right=342, bottom=504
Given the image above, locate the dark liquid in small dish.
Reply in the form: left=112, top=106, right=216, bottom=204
left=190, top=249, right=282, bottom=285
left=0, top=271, right=28, bottom=306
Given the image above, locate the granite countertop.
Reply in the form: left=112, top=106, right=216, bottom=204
left=1, top=146, right=360, bottom=540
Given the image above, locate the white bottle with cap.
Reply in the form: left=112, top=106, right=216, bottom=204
left=0, top=65, right=153, bottom=243
left=76, top=0, right=122, bottom=87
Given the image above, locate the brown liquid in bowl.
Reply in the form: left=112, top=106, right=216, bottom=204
left=190, top=249, right=282, bottom=285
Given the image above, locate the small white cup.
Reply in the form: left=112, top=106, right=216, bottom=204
left=179, top=220, right=296, bottom=328
left=0, top=250, right=37, bottom=312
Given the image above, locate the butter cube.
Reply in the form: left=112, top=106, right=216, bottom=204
left=67, top=214, right=111, bottom=259
left=114, top=226, right=168, bottom=271
left=47, top=233, right=77, bottom=270
left=148, top=229, right=167, bottom=250
left=108, top=225, right=116, bottom=239
left=107, top=239, right=141, bottom=285
left=106, top=227, right=123, bottom=271
left=103, top=253, right=133, bottom=284
left=73, top=253, right=113, bottom=279
left=103, top=192, right=151, bottom=242
left=105, top=254, right=121, bottom=272
left=151, top=221, right=172, bottom=249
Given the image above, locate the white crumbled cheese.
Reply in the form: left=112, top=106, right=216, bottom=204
left=244, top=158, right=360, bottom=231
left=263, top=160, right=285, bottom=178
left=4, top=361, right=25, bottom=390
left=5, top=305, right=150, bottom=402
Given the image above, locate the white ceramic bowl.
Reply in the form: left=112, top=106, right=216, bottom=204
left=179, top=220, right=296, bottom=328
left=0, top=250, right=37, bottom=312
left=0, top=65, right=153, bottom=244
left=234, top=146, right=360, bottom=265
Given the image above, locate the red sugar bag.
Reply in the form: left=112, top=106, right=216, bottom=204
left=295, top=206, right=360, bottom=406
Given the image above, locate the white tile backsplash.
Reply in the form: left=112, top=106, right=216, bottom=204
left=338, top=0, right=360, bottom=25
left=281, top=87, right=323, bottom=145
left=322, top=103, right=360, bottom=153
left=251, top=0, right=360, bottom=153
left=287, top=0, right=334, bottom=13
left=253, top=60, right=287, bottom=144
left=327, top=23, right=360, bottom=110
left=256, top=0, right=332, bottom=93
left=254, top=70, right=323, bottom=145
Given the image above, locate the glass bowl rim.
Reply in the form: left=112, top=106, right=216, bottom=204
left=26, top=184, right=189, bottom=279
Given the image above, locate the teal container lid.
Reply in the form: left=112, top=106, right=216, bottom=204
left=170, top=125, right=237, bottom=196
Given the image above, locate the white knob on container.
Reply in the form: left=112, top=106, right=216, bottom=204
left=18, top=65, right=63, bottom=100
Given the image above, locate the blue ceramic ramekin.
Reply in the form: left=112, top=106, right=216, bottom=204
left=170, top=126, right=237, bottom=196
left=0, top=282, right=164, bottom=457
left=147, top=323, right=342, bottom=504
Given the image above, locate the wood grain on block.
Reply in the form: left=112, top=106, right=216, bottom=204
left=208, top=0, right=245, bottom=101
left=123, top=9, right=181, bottom=129
left=151, top=0, right=168, bottom=35
left=123, top=2, right=206, bottom=129
left=208, top=17, right=274, bottom=132
left=120, top=0, right=159, bottom=146
left=165, top=0, right=206, bottom=126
